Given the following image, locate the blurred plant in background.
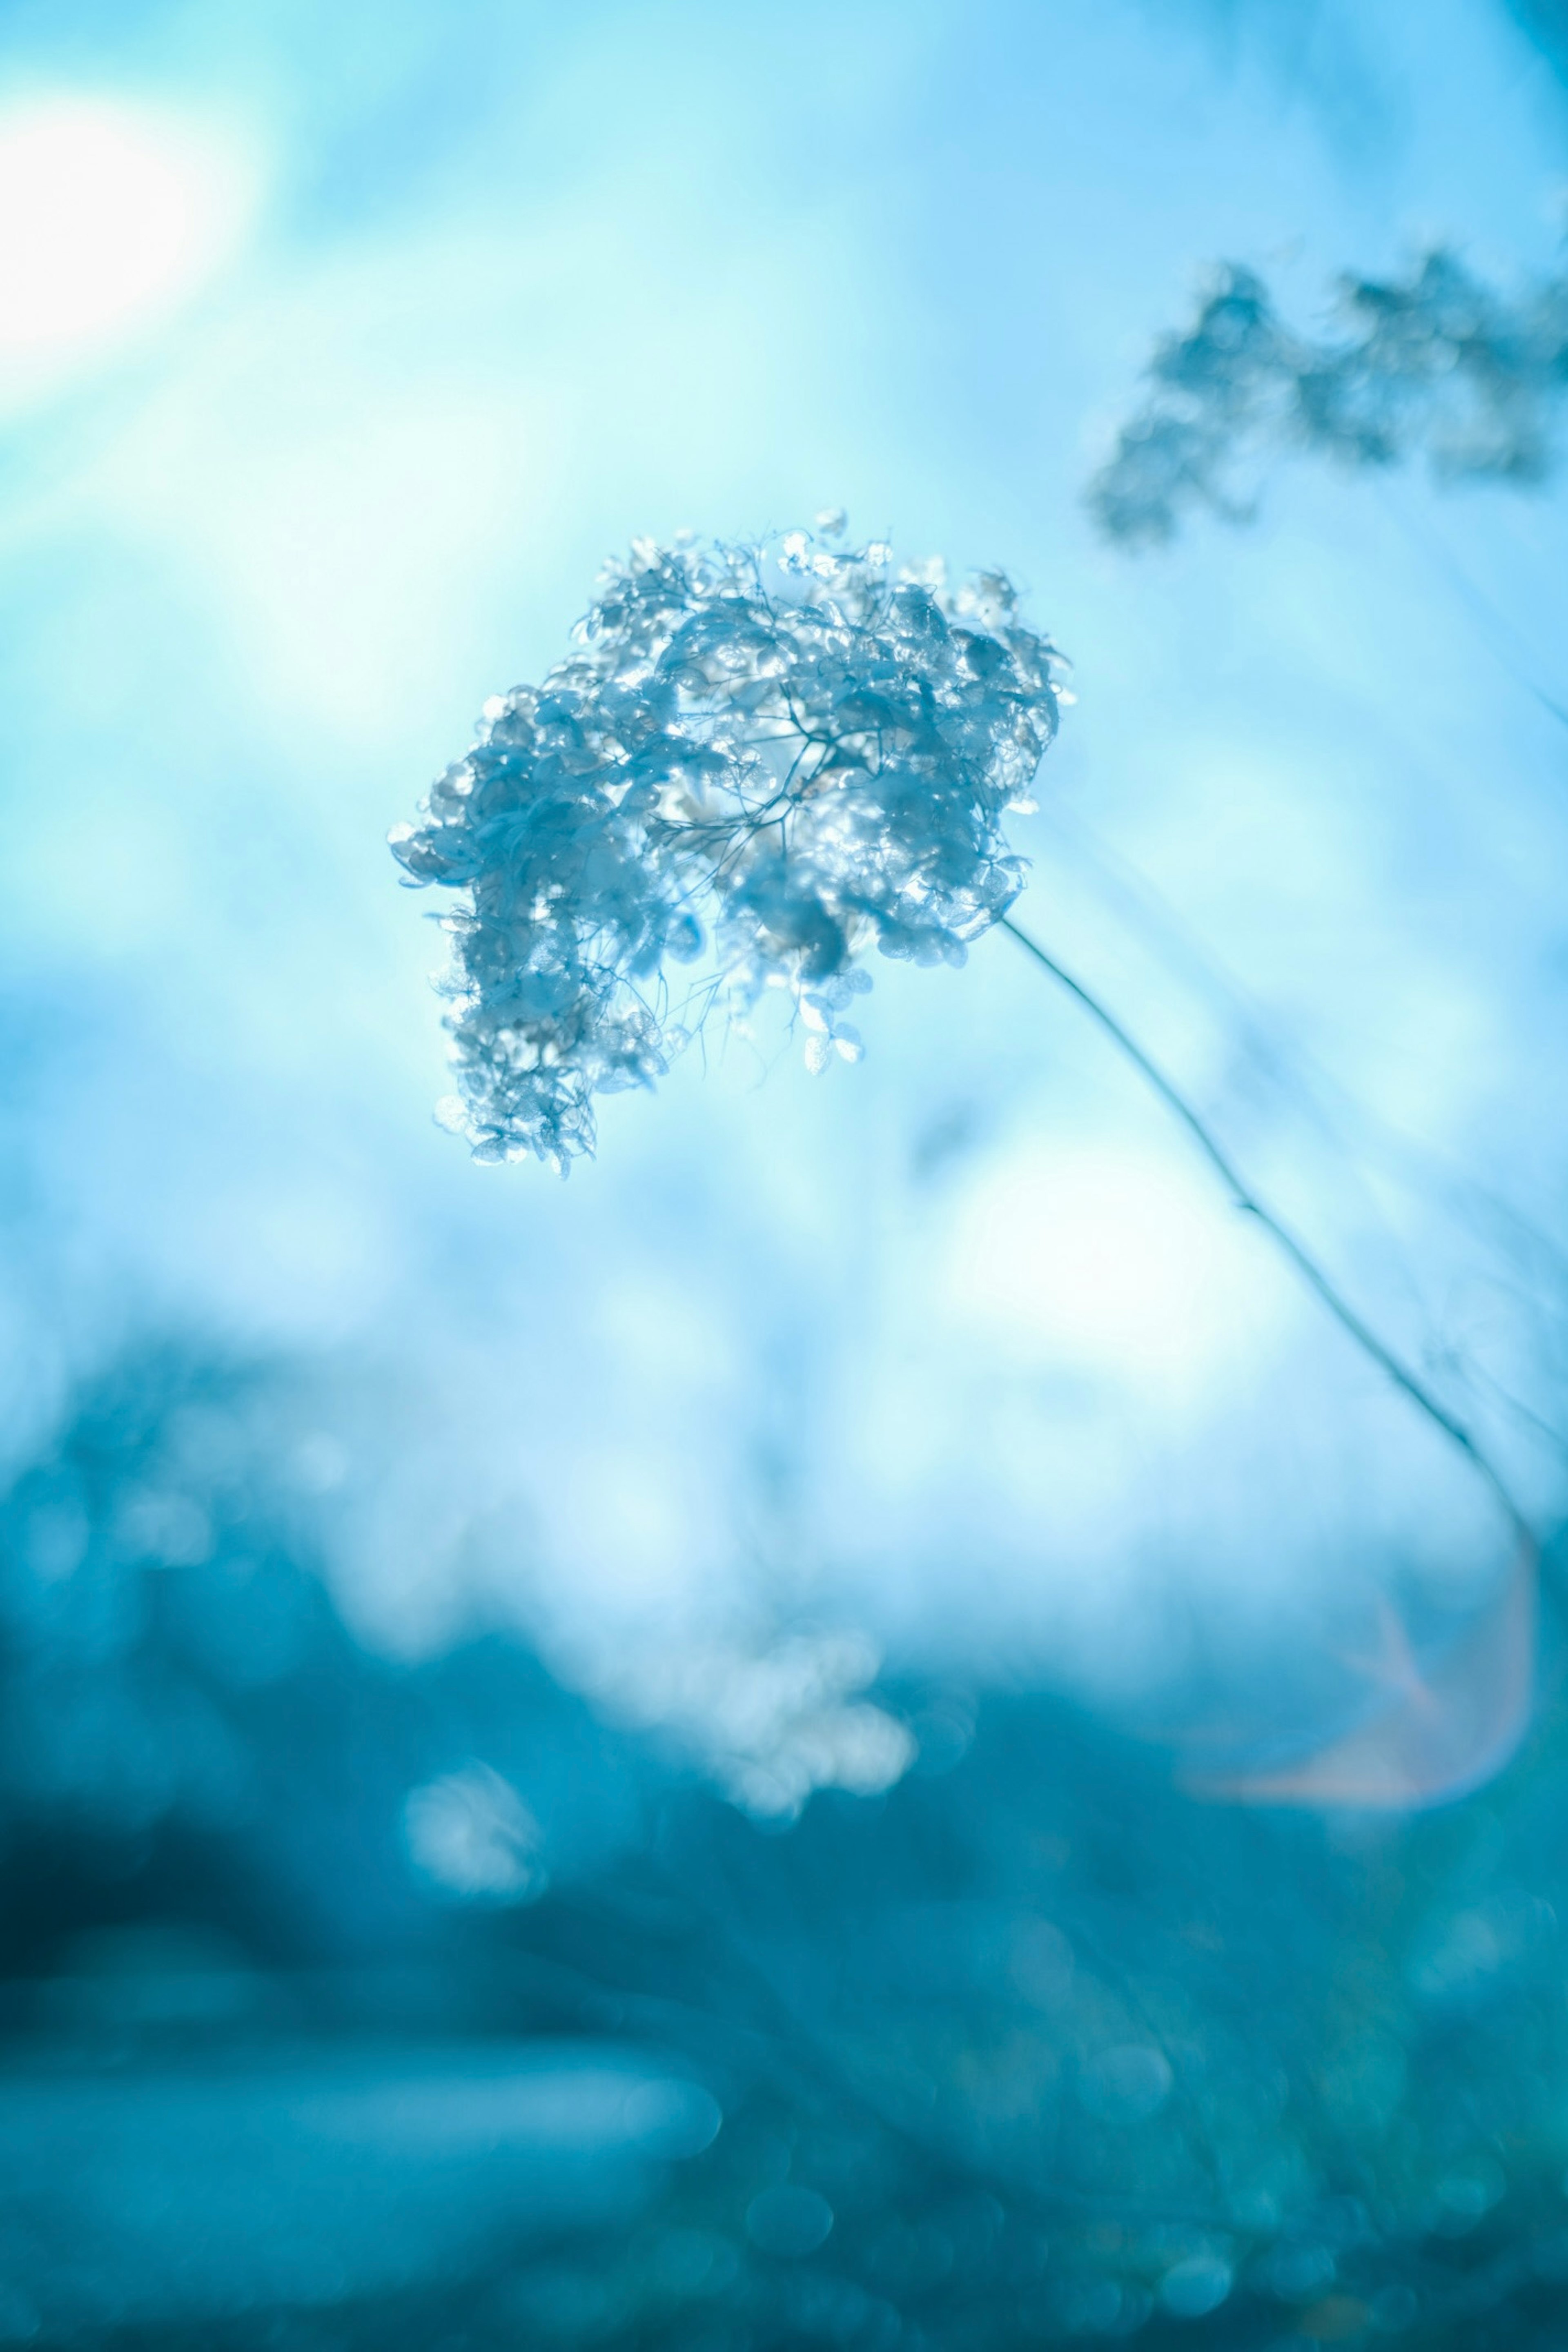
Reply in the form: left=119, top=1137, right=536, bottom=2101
left=1089, top=249, right=1568, bottom=547
left=5, top=1345, right=1568, bottom=2345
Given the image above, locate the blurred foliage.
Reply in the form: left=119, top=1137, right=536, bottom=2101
left=4, top=1345, right=1568, bottom=2346
left=1089, top=252, right=1568, bottom=548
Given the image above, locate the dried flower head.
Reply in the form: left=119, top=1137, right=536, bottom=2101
left=392, top=523, right=1067, bottom=1169
left=1090, top=250, right=1568, bottom=546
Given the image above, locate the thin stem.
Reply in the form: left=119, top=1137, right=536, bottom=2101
left=1001, top=915, right=1532, bottom=1545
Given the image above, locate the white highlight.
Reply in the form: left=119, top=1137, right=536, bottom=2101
left=586, top=1628, right=916, bottom=1819
left=403, top=1764, right=545, bottom=1902
left=944, top=1140, right=1274, bottom=1398
left=0, top=95, right=256, bottom=404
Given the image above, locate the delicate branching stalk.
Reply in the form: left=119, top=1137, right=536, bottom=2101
left=1002, top=915, right=1534, bottom=1546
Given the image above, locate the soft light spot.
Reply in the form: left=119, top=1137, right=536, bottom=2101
left=0, top=94, right=257, bottom=406
left=944, top=1140, right=1277, bottom=1398
left=403, top=1764, right=545, bottom=1902
left=1078, top=2041, right=1173, bottom=2122
left=745, top=2185, right=834, bottom=2257
left=1160, top=2254, right=1233, bottom=2318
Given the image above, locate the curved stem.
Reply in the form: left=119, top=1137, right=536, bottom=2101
left=1001, top=915, right=1532, bottom=1545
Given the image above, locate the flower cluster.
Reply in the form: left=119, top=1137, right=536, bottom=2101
left=392, top=522, right=1067, bottom=1169
left=1089, top=249, right=1568, bottom=545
